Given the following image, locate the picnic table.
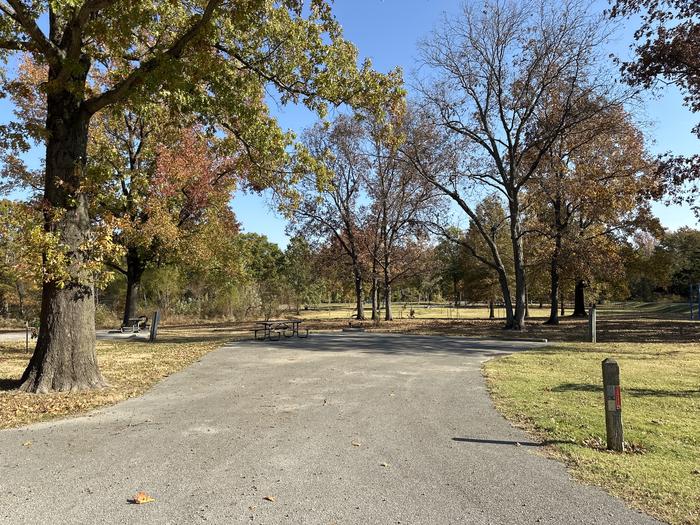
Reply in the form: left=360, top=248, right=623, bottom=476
left=120, top=315, right=148, bottom=333
left=254, top=320, right=308, bottom=341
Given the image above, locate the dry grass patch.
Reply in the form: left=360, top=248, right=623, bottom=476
left=0, top=330, right=232, bottom=430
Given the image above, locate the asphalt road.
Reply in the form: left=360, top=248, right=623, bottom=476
left=0, top=333, right=660, bottom=524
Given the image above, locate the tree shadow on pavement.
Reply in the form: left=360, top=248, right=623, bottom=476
left=229, top=332, right=547, bottom=359
left=452, top=437, right=571, bottom=447
left=552, top=382, right=700, bottom=398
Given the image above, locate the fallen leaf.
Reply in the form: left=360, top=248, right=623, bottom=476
left=351, top=441, right=361, bottom=447
left=22, top=441, right=32, bottom=447
left=129, top=491, right=155, bottom=504
left=380, top=462, right=390, bottom=467
left=263, top=496, right=276, bottom=502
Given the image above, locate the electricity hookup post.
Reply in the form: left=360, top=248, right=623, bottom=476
left=588, top=304, right=597, bottom=343
left=149, top=310, right=161, bottom=343
left=602, top=358, right=624, bottom=452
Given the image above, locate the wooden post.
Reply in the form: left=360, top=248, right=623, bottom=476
left=149, top=310, right=161, bottom=343
left=588, top=304, right=597, bottom=343
left=602, top=358, right=624, bottom=452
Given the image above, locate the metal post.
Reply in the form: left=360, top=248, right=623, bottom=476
left=149, top=310, right=161, bottom=343
left=602, top=358, right=624, bottom=452
left=588, top=304, right=597, bottom=343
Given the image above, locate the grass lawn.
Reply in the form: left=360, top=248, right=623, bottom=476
left=0, top=329, right=231, bottom=430
left=484, top=342, right=700, bottom=525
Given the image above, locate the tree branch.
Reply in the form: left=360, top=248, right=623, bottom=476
left=2, top=0, right=61, bottom=64
left=83, top=0, right=222, bottom=115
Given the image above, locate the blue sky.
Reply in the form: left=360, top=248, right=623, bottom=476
left=1, top=1, right=697, bottom=248
left=236, top=0, right=699, bottom=248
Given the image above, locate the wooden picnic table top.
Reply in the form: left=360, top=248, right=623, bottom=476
left=257, top=319, right=303, bottom=327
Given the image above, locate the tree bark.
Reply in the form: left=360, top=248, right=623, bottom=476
left=545, top=227, right=562, bottom=325
left=572, top=279, right=588, bottom=317
left=352, top=259, right=365, bottom=320
left=383, top=261, right=393, bottom=321
left=20, top=63, right=106, bottom=393
left=370, top=276, right=379, bottom=320
left=489, top=298, right=495, bottom=319
left=496, top=266, right=515, bottom=328
left=122, top=247, right=146, bottom=325
left=560, top=289, right=565, bottom=316
left=509, top=198, right=527, bottom=330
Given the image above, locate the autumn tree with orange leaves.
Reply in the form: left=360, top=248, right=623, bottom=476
left=526, top=102, right=662, bottom=323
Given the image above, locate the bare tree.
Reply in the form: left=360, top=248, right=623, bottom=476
left=364, top=114, right=437, bottom=321
left=415, top=0, right=627, bottom=329
left=292, top=116, right=369, bottom=319
left=401, top=108, right=518, bottom=327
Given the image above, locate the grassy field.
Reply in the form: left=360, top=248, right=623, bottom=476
left=484, top=343, right=700, bottom=525
left=294, top=301, right=694, bottom=321
left=0, top=329, right=231, bottom=430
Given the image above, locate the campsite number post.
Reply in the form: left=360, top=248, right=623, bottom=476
left=602, top=358, right=624, bottom=452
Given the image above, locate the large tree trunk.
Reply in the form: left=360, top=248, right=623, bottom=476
left=370, top=276, right=379, bottom=320
left=560, top=289, right=565, bottom=316
left=383, top=262, right=393, bottom=321
left=496, top=267, right=515, bottom=328
left=509, top=199, right=527, bottom=330
left=20, top=70, right=105, bottom=393
left=122, top=247, right=146, bottom=325
left=383, top=283, right=393, bottom=321
left=572, top=279, right=588, bottom=317
left=352, top=260, right=365, bottom=320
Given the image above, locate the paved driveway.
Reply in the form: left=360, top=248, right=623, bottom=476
left=0, top=333, right=660, bottom=524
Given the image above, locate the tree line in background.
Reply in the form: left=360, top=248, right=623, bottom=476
left=0, top=0, right=697, bottom=392
left=3, top=195, right=699, bottom=328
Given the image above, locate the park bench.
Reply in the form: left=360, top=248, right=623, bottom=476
left=120, top=315, right=148, bottom=333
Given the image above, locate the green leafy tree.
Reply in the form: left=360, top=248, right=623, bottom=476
left=664, top=228, right=700, bottom=296
left=0, top=0, right=401, bottom=392
left=282, top=236, right=323, bottom=314
left=239, top=233, right=285, bottom=320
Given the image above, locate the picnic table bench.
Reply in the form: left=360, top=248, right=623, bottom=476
left=254, top=320, right=308, bottom=341
left=120, top=315, right=148, bottom=333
